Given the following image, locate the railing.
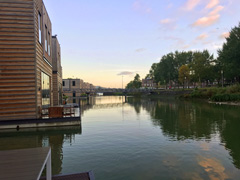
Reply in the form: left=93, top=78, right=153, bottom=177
left=41, top=106, right=79, bottom=119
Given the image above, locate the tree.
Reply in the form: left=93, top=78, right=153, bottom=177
left=179, top=65, right=190, bottom=89
left=218, top=23, right=240, bottom=83
left=190, top=50, right=214, bottom=86
left=126, top=74, right=142, bottom=89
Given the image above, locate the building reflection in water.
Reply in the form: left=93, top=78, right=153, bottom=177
left=0, top=125, right=82, bottom=175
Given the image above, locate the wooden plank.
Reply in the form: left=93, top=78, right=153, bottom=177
left=0, top=147, right=51, bottom=180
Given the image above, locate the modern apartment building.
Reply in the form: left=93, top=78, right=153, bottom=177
left=52, top=35, right=62, bottom=106
left=0, top=0, right=62, bottom=121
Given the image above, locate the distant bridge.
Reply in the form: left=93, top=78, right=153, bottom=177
left=63, top=88, right=159, bottom=94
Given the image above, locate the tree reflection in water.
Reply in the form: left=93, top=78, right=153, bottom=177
left=127, top=96, right=240, bottom=169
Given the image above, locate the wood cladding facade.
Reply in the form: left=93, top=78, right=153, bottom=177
left=52, top=36, right=62, bottom=106
left=0, top=0, right=59, bottom=121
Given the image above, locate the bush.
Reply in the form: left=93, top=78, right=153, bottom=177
left=211, top=94, right=240, bottom=102
left=226, top=84, right=240, bottom=94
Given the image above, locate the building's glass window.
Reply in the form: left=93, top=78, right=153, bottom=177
left=73, top=99, right=76, bottom=103
left=45, top=25, right=48, bottom=52
left=48, top=31, right=51, bottom=56
left=73, top=92, right=76, bottom=97
left=41, top=72, right=50, bottom=106
left=63, top=81, right=65, bottom=86
left=38, top=12, right=41, bottom=43
left=72, top=81, right=75, bottom=86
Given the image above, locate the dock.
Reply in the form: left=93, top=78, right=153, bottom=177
left=0, top=147, right=95, bottom=180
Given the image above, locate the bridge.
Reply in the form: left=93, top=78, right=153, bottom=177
left=63, top=88, right=159, bottom=94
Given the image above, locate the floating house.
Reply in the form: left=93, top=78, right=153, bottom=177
left=0, top=0, right=63, bottom=121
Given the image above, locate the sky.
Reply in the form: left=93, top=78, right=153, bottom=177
left=44, top=0, right=240, bottom=88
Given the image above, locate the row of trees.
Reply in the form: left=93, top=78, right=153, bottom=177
left=146, top=23, right=240, bottom=88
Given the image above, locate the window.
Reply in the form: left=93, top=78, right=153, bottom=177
left=72, top=81, right=75, bottom=86
left=41, top=72, right=50, bottom=106
left=73, top=92, right=76, bottom=97
left=38, top=13, right=41, bottom=43
left=63, top=81, right=65, bottom=86
left=73, top=99, right=76, bottom=103
left=45, top=25, right=48, bottom=52
left=48, top=31, right=51, bottom=56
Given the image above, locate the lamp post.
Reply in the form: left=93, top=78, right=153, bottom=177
left=221, top=70, right=223, bottom=88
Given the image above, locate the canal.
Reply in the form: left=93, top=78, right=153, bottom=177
left=1, top=96, right=240, bottom=180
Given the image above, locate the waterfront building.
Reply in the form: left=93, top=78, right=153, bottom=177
left=52, top=35, right=62, bottom=106
left=142, top=78, right=157, bottom=88
left=62, top=79, right=95, bottom=104
left=0, top=0, right=62, bottom=121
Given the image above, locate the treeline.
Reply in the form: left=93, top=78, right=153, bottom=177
left=146, top=22, right=240, bottom=88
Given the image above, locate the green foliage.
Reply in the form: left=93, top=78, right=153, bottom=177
left=80, top=93, right=87, bottom=97
left=226, top=84, right=240, bottom=93
left=218, top=23, right=240, bottom=82
left=211, top=94, right=240, bottom=102
left=178, top=65, right=190, bottom=84
left=126, top=74, right=142, bottom=89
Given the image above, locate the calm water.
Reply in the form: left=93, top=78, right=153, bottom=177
left=1, top=96, right=240, bottom=180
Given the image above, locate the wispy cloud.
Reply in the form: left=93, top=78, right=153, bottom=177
left=183, top=0, right=201, bottom=11
left=196, top=33, right=208, bottom=40
left=193, top=15, right=220, bottom=27
left=135, top=48, right=146, bottom=53
left=192, top=5, right=224, bottom=27
left=209, top=5, right=224, bottom=16
left=219, top=32, right=230, bottom=39
left=132, top=0, right=152, bottom=14
left=117, top=71, right=135, bottom=76
left=160, top=18, right=173, bottom=24
left=159, top=18, right=176, bottom=30
left=205, top=0, right=219, bottom=9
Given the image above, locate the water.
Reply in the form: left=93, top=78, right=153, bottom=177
left=1, top=96, right=240, bottom=180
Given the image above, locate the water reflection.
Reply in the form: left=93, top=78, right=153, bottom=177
left=1, top=96, right=240, bottom=179
left=127, top=97, right=240, bottom=169
left=0, top=126, right=82, bottom=175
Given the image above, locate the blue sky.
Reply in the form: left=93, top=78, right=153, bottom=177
left=44, top=0, right=240, bottom=88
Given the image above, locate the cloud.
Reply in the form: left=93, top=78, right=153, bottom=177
left=117, top=71, right=134, bottom=76
left=133, top=0, right=141, bottom=10
left=159, top=18, right=176, bottom=30
left=192, top=4, right=224, bottom=27
left=183, top=0, right=201, bottom=11
left=219, top=32, right=230, bottom=39
left=132, top=0, right=152, bottom=14
left=196, top=33, right=208, bottom=40
left=205, top=0, right=219, bottom=9
left=160, top=18, right=173, bottom=24
left=209, top=5, right=224, bottom=16
left=135, top=48, right=146, bottom=52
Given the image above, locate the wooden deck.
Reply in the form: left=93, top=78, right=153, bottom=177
left=0, top=147, right=51, bottom=180
left=41, top=171, right=95, bottom=180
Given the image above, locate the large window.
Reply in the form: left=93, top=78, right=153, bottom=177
left=41, top=72, right=50, bottom=106
left=72, top=81, right=75, bottom=86
left=38, top=12, right=41, bottom=43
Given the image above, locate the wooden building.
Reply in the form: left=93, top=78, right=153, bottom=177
left=52, top=35, right=62, bottom=106
left=0, top=0, right=61, bottom=121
